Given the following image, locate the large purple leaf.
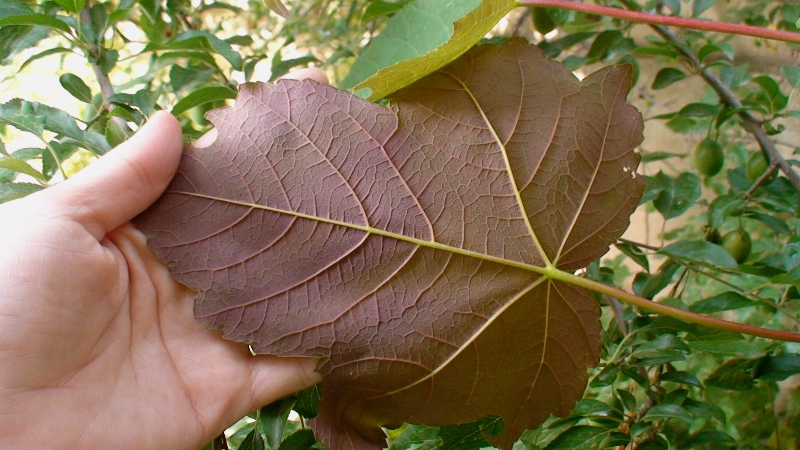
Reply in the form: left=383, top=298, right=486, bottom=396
left=134, top=39, right=644, bottom=449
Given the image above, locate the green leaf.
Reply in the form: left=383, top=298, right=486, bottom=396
left=704, top=358, right=761, bottom=390
left=659, top=370, right=703, bottom=388
left=586, top=30, right=623, bottom=60
left=145, top=31, right=243, bottom=70
left=18, top=47, right=71, bottom=72
left=171, top=86, right=237, bottom=117
left=107, top=7, right=131, bottom=26
left=635, top=260, right=682, bottom=299
left=689, top=291, right=754, bottom=313
left=751, top=75, right=789, bottom=112
left=532, top=7, right=556, bottom=35
left=615, top=242, right=649, bottom=271
left=240, top=428, right=266, bottom=450
left=59, top=73, right=93, bottom=104
left=88, top=2, right=108, bottom=44
left=104, top=119, right=131, bottom=148
left=681, top=430, right=735, bottom=448
left=277, top=429, right=317, bottom=450
left=544, top=426, right=629, bottom=449
left=389, top=424, right=441, bottom=450
left=616, top=389, right=637, bottom=413
left=98, top=48, right=118, bottom=74
left=293, top=384, right=321, bottom=419
left=0, top=181, right=43, bottom=203
left=42, top=141, right=77, bottom=178
left=692, top=0, right=717, bottom=16
left=539, top=32, right=596, bottom=58
left=682, top=398, right=726, bottom=423
left=747, top=212, right=791, bottom=235
left=0, top=169, right=12, bottom=183
left=259, top=396, right=296, bottom=449
left=346, top=0, right=516, bottom=100
left=590, top=364, right=619, bottom=388
left=0, top=99, right=110, bottom=155
left=640, top=151, right=683, bottom=163
left=170, top=64, right=217, bottom=93
left=651, top=172, right=701, bottom=220
left=720, top=64, right=750, bottom=89
left=642, top=404, right=693, bottom=424
left=263, top=0, right=289, bottom=18
left=226, top=34, right=253, bottom=46
left=689, top=340, right=767, bottom=358
left=756, top=354, right=800, bottom=381
left=439, top=416, right=503, bottom=450
left=632, top=46, right=679, bottom=59
left=342, top=0, right=482, bottom=91
left=270, top=55, right=319, bottom=82
left=699, top=43, right=732, bottom=63
left=0, top=14, right=72, bottom=34
left=772, top=265, right=800, bottom=288
left=662, top=0, right=680, bottom=15
left=133, top=88, right=158, bottom=116
left=660, top=239, right=737, bottom=268
left=363, top=0, right=411, bottom=21
left=708, top=194, right=743, bottom=229
left=567, top=399, right=618, bottom=420
left=10, top=147, right=44, bottom=160
left=630, top=334, right=690, bottom=365
left=652, top=67, right=687, bottom=90
left=678, top=102, right=719, bottom=117
left=53, top=0, right=87, bottom=14
left=109, top=106, right=142, bottom=124
left=0, top=1, right=32, bottom=19
left=781, top=65, right=800, bottom=88
left=0, top=156, right=46, bottom=181
left=0, top=1, right=51, bottom=64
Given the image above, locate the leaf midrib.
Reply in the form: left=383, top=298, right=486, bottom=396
left=170, top=190, right=552, bottom=277
left=172, top=190, right=558, bottom=402
left=439, top=70, right=554, bottom=269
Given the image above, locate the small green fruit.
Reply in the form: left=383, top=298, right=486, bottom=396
left=720, top=229, right=752, bottom=264
left=745, top=152, right=770, bottom=183
left=692, top=139, right=724, bottom=177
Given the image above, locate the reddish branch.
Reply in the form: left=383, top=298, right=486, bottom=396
left=518, top=0, right=800, bottom=45
left=634, top=14, right=800, bottom=192
left=520, top=0, right=800, bottom=193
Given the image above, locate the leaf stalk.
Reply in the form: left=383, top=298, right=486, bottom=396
left=547, top=268, right=800, bottom=343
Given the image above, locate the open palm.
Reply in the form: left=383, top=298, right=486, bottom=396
left=0, top=106, right=321, bottom=449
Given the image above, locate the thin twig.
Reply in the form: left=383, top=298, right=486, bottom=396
left=618, top=238, right=800, bottom=326
left=638, top=18, right=800, bottom=193
left=79, top=6, right=131, bottom=133
left=520, top=0, right=800, bottom=192
left=607, top=295, right=630, bottom=335
left=517, top=0, right=800, bottom=45
left=744, top=162, right=780, bottom=198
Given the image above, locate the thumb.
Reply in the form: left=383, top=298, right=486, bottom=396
left=247, top=356, right=322, bottom=410
left=43, top=111, right=183, bottom=239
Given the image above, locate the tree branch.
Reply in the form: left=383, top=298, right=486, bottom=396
left=519, top=0, right=800, bottom=192
left=649, top=25, right=800, bottom=192
left=517, top=0, right=800, bottom=45
left=79, top=7, right=131, bottom=132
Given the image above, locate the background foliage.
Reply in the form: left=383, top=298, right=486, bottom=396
left=1, top=0, right=800, bottom=449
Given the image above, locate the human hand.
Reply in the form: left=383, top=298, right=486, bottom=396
left=0, top=68, right=328, bottom=449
